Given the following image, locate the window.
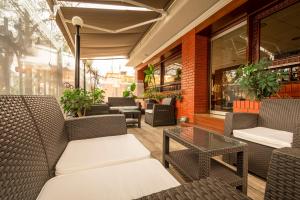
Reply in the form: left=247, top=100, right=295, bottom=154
left=260, top=3, right=300, bottom=61
left=210, top=21, right=247, bottom=113
left=154, top=67, right=161, bottom=86
left=164, top=54, right=182, bottom=84
left=0, top=0, right=73, bottom=97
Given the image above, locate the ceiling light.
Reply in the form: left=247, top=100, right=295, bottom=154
left=58, top=1, right=150, bottom=11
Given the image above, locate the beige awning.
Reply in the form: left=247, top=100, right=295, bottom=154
left=49, top=0, right=173, bottom=59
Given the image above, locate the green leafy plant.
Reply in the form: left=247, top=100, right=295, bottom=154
left=91, top=88, right=105, bottom=104
left=60, top=88, right=93, bottom=117
left=123, top=83, right=137, bottom=98
left=144, top=64, right=157, bottom=88
left=236, top=59, right=287, bottom=100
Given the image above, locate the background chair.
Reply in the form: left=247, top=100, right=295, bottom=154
left=145, top=97, right=176, bottom=127
left=224, top=99, right=300, bottom=178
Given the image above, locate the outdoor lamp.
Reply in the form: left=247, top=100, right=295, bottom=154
left=72, top=16, right=84, bottom=89
left=71, top=16, right=84, bottom=27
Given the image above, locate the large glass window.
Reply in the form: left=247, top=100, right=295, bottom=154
left=0, top=0, right=73, bottom=97
left=164, top=54, right=182, bottom=83
left=260, top=3, right=300, bottom=61
left=210, top=22, right=247, bottom=113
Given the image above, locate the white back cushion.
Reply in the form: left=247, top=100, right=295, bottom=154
left=233, top=127, right=293, bottom=148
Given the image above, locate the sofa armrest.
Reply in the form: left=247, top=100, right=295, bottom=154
left=65, top=114, right=127, bottom=140
left=224, top=112, right=258, bottom=137
left=292, top=125, right=300, bottom=148
left=265, top=147, right=300, bottom=199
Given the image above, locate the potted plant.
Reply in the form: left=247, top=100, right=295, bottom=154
left=144, top=64, right=159, bottom=101
left=234, top=59, right=287, bottom=113
left=123, top=83, right=137, bottom=98
left=60, top=88, right=93, bottom=117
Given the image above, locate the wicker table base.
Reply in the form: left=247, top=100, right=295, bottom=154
left=163, top=126, right=248, bottom=194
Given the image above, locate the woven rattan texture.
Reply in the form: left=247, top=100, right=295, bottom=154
left=265, top=148, right=300, bottom=200
left=258, top=99, right=300, bottom=133
left=65, top=115, right=127, bottom=140
left=136, top=178, right=250, bottom=200
left=23, top=96, right=68, bottom=176
left=0, top=96, right=49, bottom=200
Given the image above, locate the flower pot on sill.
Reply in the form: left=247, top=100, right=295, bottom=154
left=233, top=100, right=261, bottom=113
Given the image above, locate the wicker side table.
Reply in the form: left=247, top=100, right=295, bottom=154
left=119, top=109, right=141, bottom=128
left=163, top=126, right=248, bottom=194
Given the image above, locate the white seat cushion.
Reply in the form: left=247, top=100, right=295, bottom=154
left=145, top=109, right=153, bottom=114
left=38, top=159, right=180, bottom=200
left=56, top=134, right=150, bottom=175
left=110, top=106, right=139, bottom=110
left=233, top=127, right=293, bottom=148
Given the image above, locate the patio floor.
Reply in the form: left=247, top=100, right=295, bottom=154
left=128, top=116, right=266, bottom=200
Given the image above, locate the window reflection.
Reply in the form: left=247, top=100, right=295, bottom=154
left=210, top=22, right=247, bottom=112
left=164, top=55, right=182, bottom=83
left=0, top=0, right=74, bottom=97
left=260, top=3, right=300, bottom=61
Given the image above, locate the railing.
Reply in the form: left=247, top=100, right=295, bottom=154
left=146, top=81, right=181, bottom=92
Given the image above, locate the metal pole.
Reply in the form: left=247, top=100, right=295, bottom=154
left=83, top=60, right=86, bottom=92
left=74, top=25, right=80, bottom=89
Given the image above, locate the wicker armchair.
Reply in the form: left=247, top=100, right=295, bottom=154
left=145, top=97, right=176, bottom=127
left=224, top=99, right=300, bottom=178
left=138, top=147, right=300, bottom=200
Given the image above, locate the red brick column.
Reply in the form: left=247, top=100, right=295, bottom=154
left=136, top=68, right=145, bottom=82
left=180, top=29, right=209, bottom=122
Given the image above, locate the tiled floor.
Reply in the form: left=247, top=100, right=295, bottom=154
left=128, top=117, right=266, bottom=200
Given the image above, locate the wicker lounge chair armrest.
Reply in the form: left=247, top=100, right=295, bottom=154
left=265, top=147, right=300, bottom=199
left=224, top=112, right=258, bottom=137
left=292, top=126, right=300, bottom=148
left=137, top=178, right=250, bottom=199
left=153, top=104, right=174, bottom=112
left=65, top=114, right=127, bottom=140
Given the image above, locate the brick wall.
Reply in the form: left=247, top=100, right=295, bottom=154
left=180, top=29, right=209, bottom=122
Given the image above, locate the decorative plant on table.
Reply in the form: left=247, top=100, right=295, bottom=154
left=123, top=82, right=137, bottom=98
left=60, top=88, right=93, bottom=117
left=236, top=59, right=287, bottom=100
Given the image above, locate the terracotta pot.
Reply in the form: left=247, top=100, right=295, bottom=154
left=233, top=100, right=261, bottom=113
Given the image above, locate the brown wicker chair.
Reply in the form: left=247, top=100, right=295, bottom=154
left=137, top=147, right=300, bottom=200
left=145, top=97, right=176, bottom=127
left=223, top=99, right=300, bottom=178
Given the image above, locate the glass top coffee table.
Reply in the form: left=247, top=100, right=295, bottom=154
left=163, top=126, right=248, bottom=194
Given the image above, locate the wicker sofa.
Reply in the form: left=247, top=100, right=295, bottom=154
left=138, top=147, right=300, bottom=200
left=0, top=95, right=180, bottom=200
left=107, top=97, right=140, bottom=114
left=224, top=99, right=300, bottom=178
left=145, top=97, right=176, bottom=126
